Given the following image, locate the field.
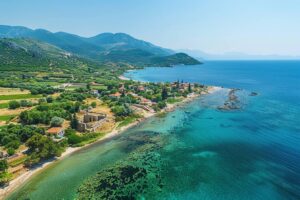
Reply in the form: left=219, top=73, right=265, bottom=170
left=0, top=87, right=30, bottom=95
left=0, top=115, right=16, bottom=121
left=0, top=94, right=42, bottom=100
left=0, top=102, right=9, bottom=109
left=91, top=85, right=107, bottom=90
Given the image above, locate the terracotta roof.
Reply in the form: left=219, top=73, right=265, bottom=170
left=47, top=127, right=63, bottom=134
left=110, top=92, right=121, bottom=97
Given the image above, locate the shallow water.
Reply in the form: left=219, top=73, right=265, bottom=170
left=8, top=61, right=300, bottom=199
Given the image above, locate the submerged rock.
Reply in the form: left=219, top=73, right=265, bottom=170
left=249, top=92, right=258, bottom=96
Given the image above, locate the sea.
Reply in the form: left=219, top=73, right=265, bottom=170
left=8, top=61, right=300, bottom=200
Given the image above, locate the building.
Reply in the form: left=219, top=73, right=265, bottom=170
left=77, top=112, right=107, bottom=132
left=46, top=127, right=65, bottom=138
left=109, top=92, right=121, bottom=98
left=140, top=97, right=153, bottom=106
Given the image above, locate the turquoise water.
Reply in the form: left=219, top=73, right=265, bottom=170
left=8, top=61, right=300, bottom=199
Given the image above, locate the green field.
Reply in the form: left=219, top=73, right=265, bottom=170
left=0, top=115, right=16, bottom=121
left=0, top=102, right=9, bottom=109
left=0, top=94, right=42, bottom=100
left=91, top=85, right=107, bottom=90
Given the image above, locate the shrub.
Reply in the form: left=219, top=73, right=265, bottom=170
left=50, top=117, right=64, bottom=127
left=7, top=148, right=15, bottom=156
left=8, top=101, right=20, bottom=109
left=91, top=102, right=97, bottom=108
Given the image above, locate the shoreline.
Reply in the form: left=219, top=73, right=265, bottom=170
left=0, top=86, right=220, bottom=199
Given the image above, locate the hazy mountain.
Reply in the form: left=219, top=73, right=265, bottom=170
left=0, top=25, right=198, bottom=66
left=179, top=49, right=300, bottom=60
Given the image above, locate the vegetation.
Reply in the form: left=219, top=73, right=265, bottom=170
left=0, top=26, right=201, bottom=67
left=0, top=25, right=206, bottom=186
left=65, top=129, right=104, bottom=147
left=0, top=159, right=11, bottom=186
left=0, top=124, right=45, bottom=150
left=25, top=134, right=66, bottom=166
left=0, top=94, right=41, bottom=100
left=0, top=115, right=16, bottom=122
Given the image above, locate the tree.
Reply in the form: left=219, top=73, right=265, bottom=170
left=46, top=96, right=53, bottom=103
left=50, top=117, right=64, bottom=127
left=71, top=114, right=78, bottom=130
left=86, top=83, right=91, bottom=91
left=0, top=159, right=10, bottom=186
left=8, top=100, right=20, bottom=109
left=20, top=100, right=28, bottom=107
left=0, top=160, right=8, bottom=172
left=91, top=102, right=97, bottom=108
left=25, top=134, right=64, bottom=166
left=7, top=148, right=15, bottom=156
left=188, top=83, right=192, bottom=93
left=161, top=87, right=168, bottom=100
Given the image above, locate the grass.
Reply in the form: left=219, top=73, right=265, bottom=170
left=117, top=117, right=137, bottom=128
left=0, top=115, right=16, bottom=121
left=74, top=132, right=105, bottom=147
left=167, top=97, right=182, bottom=104
left=0, top=94, right=42, bottom=100
left=91, top=85, right=107, bottom=90
left=0, top=103, right=9, bottom=109
left=9, top=156, right=27, bottom=167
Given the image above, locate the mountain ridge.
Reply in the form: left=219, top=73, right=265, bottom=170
left=0, top=25, right=200, bottom=66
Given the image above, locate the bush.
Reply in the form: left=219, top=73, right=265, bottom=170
left=50, top=117, right=64, bottom=127
left=20, top=100, right=28, bottom=107
left=46, top=96, right=53, bottom=103
left=7, top=148, right=15, bottom=156
left=8, top=100, right=20, bottom=109
left=91, top=102, right=97, bottom=108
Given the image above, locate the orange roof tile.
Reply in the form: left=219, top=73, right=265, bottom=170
left=47, top=127, right=63, bottom=134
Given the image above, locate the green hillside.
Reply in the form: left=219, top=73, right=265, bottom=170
left=0, top=38, right=99, bottom=71
left=0, top=25, right=201, bottom=67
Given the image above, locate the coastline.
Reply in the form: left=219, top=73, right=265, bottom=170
left=0, top=85, right=220, bottom=199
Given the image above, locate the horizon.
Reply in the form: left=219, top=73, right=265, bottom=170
left=1, top=0, right=300, bottom=57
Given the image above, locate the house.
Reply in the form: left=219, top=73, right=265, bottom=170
left=91, top=90, right=99, bottom=96
left=137, top=86, right=145, bottom=92
left=140, top=97, right=153, bottom=106
left=109, top=92, right=121, bottom=98
left=47, top=127, right=65, bottom=138
left=119, top=84, right=125, bottom=92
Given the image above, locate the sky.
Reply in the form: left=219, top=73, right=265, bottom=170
left=1, top=0, right=300, bottom=56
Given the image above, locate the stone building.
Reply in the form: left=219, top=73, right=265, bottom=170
left=77, top=112, right=106, bottom=132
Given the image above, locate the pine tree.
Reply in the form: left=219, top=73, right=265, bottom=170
left=71, top=114, right=78, bottom=130
left=188, top=83, right=192, bottom=93
left=161, top=87, right=168, bottom=100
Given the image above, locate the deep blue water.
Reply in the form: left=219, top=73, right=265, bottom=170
left=9, top=61, right=300, bottom=200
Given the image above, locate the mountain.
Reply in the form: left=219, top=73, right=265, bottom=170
left=0, top=25, right=200, bottom=66
left=0, top=38, right=97, bottom=71
left=180, top=49, right=300, bottom=60
left=86, top=33, right=173, bottom=56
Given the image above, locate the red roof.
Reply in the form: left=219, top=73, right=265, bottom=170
left=47, top=127, right=63, bottom=134
left=110, top=92, right=121, bottom=97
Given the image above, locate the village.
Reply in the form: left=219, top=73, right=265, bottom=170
left=0, top=78, right=208, bottom=187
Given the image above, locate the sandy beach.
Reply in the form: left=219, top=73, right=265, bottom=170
left=0, top=86, right=220, bottom=199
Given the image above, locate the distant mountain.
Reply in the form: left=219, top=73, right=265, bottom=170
left=0, top=38, right=97, bottom=71
left=0, top=25, right=199, bottom=66
left=179, top=49, right=300, bottom=60
left=86, top=32, right=173, bottom=56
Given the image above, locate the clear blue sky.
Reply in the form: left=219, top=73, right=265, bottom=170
left=1, top=0, right=300, bottom=56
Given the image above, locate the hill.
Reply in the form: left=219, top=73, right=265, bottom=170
left=0, top=38, right=98, bottom=71
left=0, top=25, right=200, bottom=66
